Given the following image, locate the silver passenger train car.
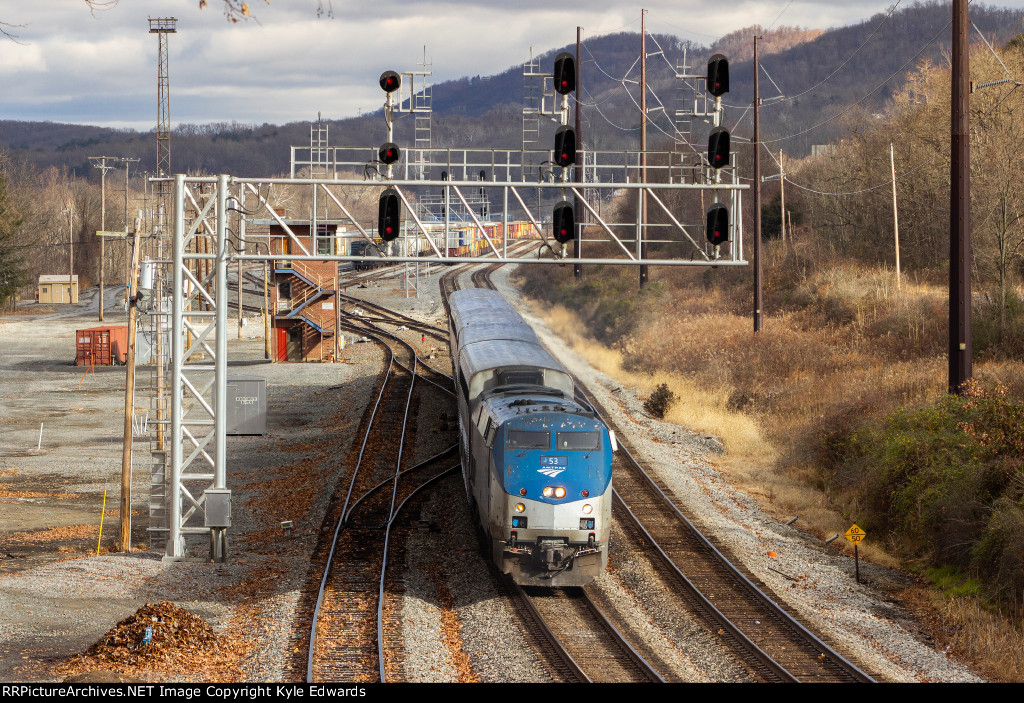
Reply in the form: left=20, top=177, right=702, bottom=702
left=448, top=289, right=613, bottom=586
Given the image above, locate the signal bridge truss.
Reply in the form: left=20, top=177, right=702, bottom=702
left=156, top=163, right=746, bottom=559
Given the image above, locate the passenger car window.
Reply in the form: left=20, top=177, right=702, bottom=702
left=506, top=430, right=551, bottom=449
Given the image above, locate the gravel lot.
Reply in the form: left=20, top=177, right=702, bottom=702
left=0, top=268, right=987, bottom=683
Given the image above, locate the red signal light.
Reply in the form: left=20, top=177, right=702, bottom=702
left=707, top=54, right=729, bottom=97
left=378, top=188, right=401, bottom=242
left=554, top=125, right=576, bottom=168
left=706, top=204, right=729, bottom=246
left=708, top=127, right=730, bottom=170
left=553, top=200, right=575, bottom=244
left=553, top=52, right=576, bottom=95
left=379, top=142, right=401, bottom=165
left=379, top=70, right=401, bottom=93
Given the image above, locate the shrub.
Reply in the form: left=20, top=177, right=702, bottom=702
left=826, top=384, right=1024, bottom=604
left=644, top=383, right=677, bottom=419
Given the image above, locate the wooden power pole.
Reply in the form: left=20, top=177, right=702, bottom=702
left=753, top=35, right=763, bottom=333
left=950, top=0, right=972, bottom=393
left=639, top=9, right=649, bottom=288
left=119, top=220, right=143, bottom=553
left=89, top=156, right=118, bottom=321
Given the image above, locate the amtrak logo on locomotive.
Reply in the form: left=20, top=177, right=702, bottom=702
left=537, top=467, right=567, bottom=478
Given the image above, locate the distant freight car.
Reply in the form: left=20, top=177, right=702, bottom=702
left=75, top=326, right=128, bottom=366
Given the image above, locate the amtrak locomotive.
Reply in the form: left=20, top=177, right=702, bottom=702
left=447, top=289, right=613, bottom=586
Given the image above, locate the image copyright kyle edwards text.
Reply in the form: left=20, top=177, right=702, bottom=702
left=2, top=686, right=369, bottom=699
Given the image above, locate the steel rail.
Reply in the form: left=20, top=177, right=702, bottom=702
left=511, top=583, right=590, bottom=682
left=517, top=585, right=665, bottom=683
left=579, top=587, right=667, bottom=683
left=306, top=335, right=397, bottom=682
left=611, top=490, right=796, bottom=682
left=377, top=465, right=461, bottom=682
left=337, top=293, right=449, bottom=336
left=337, top=320, right=454, bottom=396
left=468, top=264, right=873, bottom=683
left=571, top=387, right=876, bottom=683
left=338, top=315, right=453, bottom=389
left=343, top=445, right=458, bottom=524
left=308, top=317, right=422, bottom=682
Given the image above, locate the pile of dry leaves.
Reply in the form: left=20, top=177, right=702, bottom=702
left=58, top=601, right=250, bottom=681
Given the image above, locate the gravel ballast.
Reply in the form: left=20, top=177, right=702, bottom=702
left=0, top=270, right=988, bottom=683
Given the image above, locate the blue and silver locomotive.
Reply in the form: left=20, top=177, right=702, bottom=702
left=448, top=289, right=613, bottom=586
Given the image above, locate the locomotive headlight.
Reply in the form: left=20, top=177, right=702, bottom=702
left=554, top=486, right=566, bottom=499
left=514, top=503, right=526, bottom=513
left=582, top=504, right=593, bottom=515
left=542, top=487, right=554, bottom=498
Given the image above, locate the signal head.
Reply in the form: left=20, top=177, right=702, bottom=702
left=706, top=204, right=729, bottom=247
left=379, top=70, right=401, bottom=93
left=379, top=142, right=401, bottom=165
left=378, top=188, right=401, bottom=242
left=707, top=54, right=730, bottom=97
left=553, top=200, right=575, bottom=244
left=708, top=127, right=730, bottom=169
left=553, top=52, right=576, bottom=95
left=554, top=125, right=576, bottom=168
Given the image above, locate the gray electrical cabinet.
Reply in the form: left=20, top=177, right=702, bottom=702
left=225, top=377, right=267, bottom=435
left=204, top=488, right=232, bottom=527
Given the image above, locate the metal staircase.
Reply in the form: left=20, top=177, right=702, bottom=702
left=276, top=260, right=335, bottom=336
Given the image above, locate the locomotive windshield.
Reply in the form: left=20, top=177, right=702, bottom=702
left=556, top=431, right=601, bottom=450
left=506, top=429, right=551, bottom=449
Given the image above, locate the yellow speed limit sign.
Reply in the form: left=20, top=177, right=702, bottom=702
left=845, top=524, right=866, bottom=544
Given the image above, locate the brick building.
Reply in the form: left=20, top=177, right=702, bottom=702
left=264, top=218, right=343, bottom=362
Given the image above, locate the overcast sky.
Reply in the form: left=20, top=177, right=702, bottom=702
left=2, top=0, right=1023, bottom=130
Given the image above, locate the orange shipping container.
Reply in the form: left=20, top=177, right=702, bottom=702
left=75, top=326, right=129, bottom=366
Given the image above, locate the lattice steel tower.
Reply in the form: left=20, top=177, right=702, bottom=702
left=149, top=17, right=177, bottom=197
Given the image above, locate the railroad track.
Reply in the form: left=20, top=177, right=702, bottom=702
left=306, top=308, right=458, bottom=683
left=438, top=264, right=671, bottom=682
left=459, top=265, right=875, bottom=683
left=518, top=585, right=665, bottom=683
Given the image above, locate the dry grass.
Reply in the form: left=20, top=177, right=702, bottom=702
left=939, top=598, right=1024, bottom=682
left=534, top=303, right=766, bottom=459
left=903, top=586, right=1024, bottom=682
left=519, top=243, right=1024, bottom=674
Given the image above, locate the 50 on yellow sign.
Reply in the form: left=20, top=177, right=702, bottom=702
left=844, top=524, right=866, bottom=544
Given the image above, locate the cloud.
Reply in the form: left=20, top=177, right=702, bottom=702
left=3, top=0, right=1024, bottom=128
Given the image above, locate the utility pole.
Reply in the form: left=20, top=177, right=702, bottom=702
left=90, top=156, right=118, bottom=321
left=639, top=9, right=649, bottom=288
left=60, top=201, right=75, bottom=303
left=778, top=149, right=786, bottom=243
left=574, top=25, right=583, bottom=282
left=120, top=217, right=143, bottom=553
left=236, top=190, right=245, bottom=339
left=753, top=35, right=763, bottom=332
left=950, top=0, right=972, bottom=393
left=122, top=158, right=140, bottom=305
left=890, top=143, right=901, bottom=291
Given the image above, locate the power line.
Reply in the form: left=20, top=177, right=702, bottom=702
left=766, top=76, right=1022, bottom=199
left=761, top=1, right=903, bottom=105
left=759, top=15, right=954, bottom=145
left=765, top=0, right=796, bottom=32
